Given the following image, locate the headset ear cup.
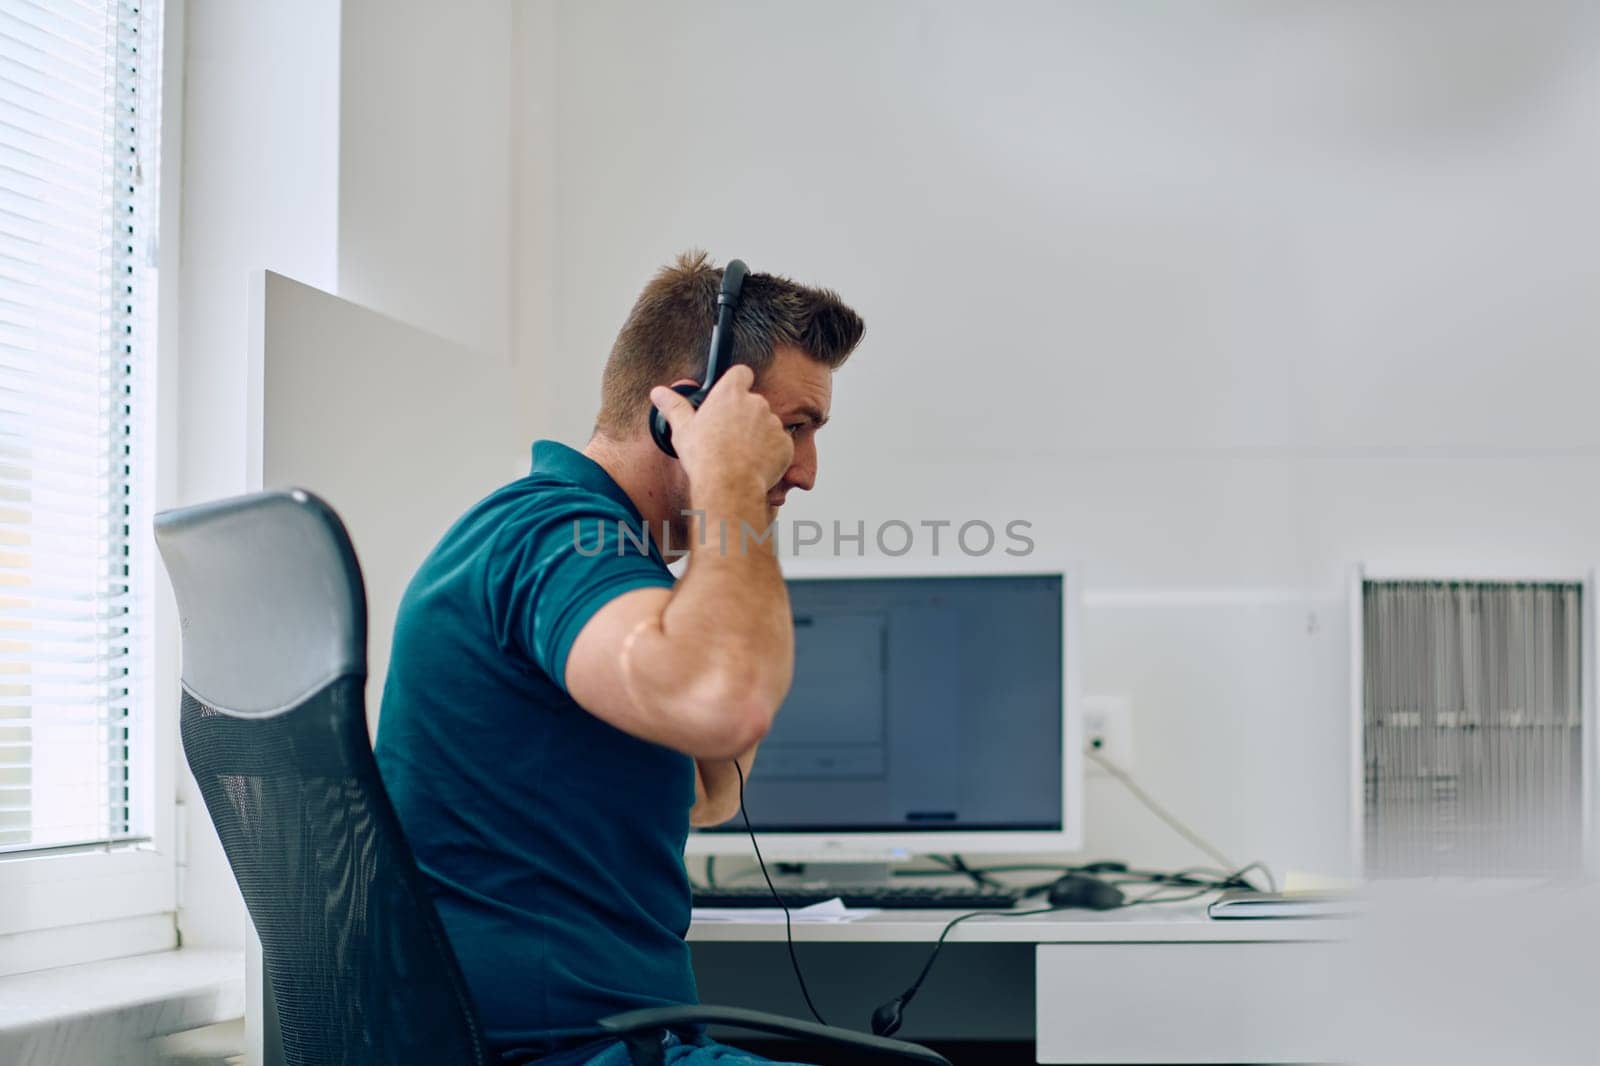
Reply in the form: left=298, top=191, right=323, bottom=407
left=648, top=407, right=678, bottom=458
left=648, top=382, right=707, bottom=459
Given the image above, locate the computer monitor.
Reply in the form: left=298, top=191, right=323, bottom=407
left=688, top=563, right=1082, bottom=860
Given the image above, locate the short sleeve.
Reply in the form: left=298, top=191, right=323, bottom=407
left=484, top=500, right=675, bottom=693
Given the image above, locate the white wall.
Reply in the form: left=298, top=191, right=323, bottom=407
left=514, top=0, right=1600, bottom=876
left=338, top=0, right=515, bottom=365
left=175, top=0, right=517, bottom=952
left=176, top=0, right=342, bottom=951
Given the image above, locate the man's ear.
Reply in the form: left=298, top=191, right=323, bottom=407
left=667, top=377, right=700, bottom=390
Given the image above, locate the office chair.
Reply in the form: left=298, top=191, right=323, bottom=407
left=155, top=489, right=950, bottom=1066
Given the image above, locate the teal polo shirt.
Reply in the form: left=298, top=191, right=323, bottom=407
left=374, top=441, right=692, bottom=1061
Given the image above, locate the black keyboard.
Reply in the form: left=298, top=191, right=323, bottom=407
left=692, top=883, right=1023, bottom=910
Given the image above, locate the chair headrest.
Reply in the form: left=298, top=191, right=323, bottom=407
left=154, top=489, right=367, bottom=716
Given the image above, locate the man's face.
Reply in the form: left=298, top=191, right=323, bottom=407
left=754, top=345, right=833, bottom=510
left=658, top=344, right=832, bottom=552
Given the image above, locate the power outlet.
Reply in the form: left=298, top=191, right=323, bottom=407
left=1082, top=694, right=1134, bottom=771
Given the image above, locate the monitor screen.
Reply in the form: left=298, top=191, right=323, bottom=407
left=700, top=572, right=1065, bottom=835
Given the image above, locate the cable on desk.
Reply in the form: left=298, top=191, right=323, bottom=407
left=1119, top=885, right=1219, bottom=907
left=935, top=854, right=1006, bottom=889
left=1100, top=866, right=1267, bottom=893
left=900, top=859, right=1272, bottom=899
left=1086, top=746, right=1240, bottom=872
left=897, top=861, right=1079, bottom=880
left=1209, top=860, right=1275, bottom=894
left=717, top=748, right=1281, bottom=1040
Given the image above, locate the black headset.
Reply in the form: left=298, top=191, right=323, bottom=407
left=649, top=258, right=750, bottom=458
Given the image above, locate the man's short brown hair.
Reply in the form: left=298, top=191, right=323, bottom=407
left=595, top=251, right=865, bottom=438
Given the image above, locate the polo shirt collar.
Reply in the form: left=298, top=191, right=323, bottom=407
left=530, top=440, right=648, bottom=523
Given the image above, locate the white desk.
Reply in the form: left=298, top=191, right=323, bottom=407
left=689, top=903, right=1350, bottom=1064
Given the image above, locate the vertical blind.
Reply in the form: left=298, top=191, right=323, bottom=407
left=1363, top=580, right=1585, bottom=877
left=0, top=0, right=160, bottom=854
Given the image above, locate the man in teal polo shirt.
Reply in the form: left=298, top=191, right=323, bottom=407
left=374, top=252, right=864, bottom=1064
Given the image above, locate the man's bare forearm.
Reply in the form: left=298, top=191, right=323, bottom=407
left=610, top=474, right=794, bottom=758
left=660, top=473, right=794, bottom=715
left=691, top=743, right=759, bottom=827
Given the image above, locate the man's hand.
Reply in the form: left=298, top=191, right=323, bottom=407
left=650, top=365, right=793, bottom=494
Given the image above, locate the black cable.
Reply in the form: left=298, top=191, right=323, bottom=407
left=1100, top=868, right=1229, bottom=890
left=898, top=860, right=1266, bottom=899
left=896, top=862, right=1079, bottom=878
left=727, top=756, right=1278, bottom=1038
left=1127, top=863, right=1270, bottom=893
left=705, top=855, right=717, bottom=889
left=1223, top=860, right=1277, bottom=893
left=941, top=854, right=1003, bottom=889
left=1118, top=862, right=1274, bottom=907
left=906, top=904, right=1057, bottom=995
left=901, top=862, right=1253, bottom=887
left=735, top=760, right=829, bottom=1027
left=872, top=857, right=1277, bottom=1036
left=1148, top=865, right=1234, bottom=885
left=1118, top=884, right=1220, bottom=907
left=871, top=904, right=1058, bottom=1037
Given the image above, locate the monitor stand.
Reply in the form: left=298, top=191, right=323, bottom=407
left=770, top=860, right=897, bottom=888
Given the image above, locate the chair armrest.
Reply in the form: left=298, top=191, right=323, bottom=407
left=596, top=1004, right=951, bottom=1065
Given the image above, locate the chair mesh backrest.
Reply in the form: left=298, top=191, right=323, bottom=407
left=160, top=491, right=488, bottom=1066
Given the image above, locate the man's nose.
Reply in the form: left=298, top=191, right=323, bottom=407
left=783, top=444, right=817, bottom=492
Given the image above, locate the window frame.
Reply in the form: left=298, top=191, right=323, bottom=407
left=0, top=0, right=180, bottom=971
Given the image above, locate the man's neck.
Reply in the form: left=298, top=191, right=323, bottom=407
left=582, top=434, right=679, bottom=557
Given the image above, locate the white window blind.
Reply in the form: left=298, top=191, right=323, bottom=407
left=0, top=0, right=160, bottom=855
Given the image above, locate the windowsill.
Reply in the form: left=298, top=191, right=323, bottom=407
left=0, top=948, right=244, bottom=1063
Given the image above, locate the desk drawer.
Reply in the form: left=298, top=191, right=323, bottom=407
left=1035, top=941, right=1348, bottom=1064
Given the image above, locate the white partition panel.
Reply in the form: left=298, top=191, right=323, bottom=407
left=247, top=269, right=525, bottom=723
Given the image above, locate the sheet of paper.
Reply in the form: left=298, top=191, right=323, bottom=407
left=691, top=897, right=880, bottom=923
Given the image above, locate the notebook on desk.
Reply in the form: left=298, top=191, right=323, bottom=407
left=1207, top=888, right=1361, bottom=920
left=692, top=882, right=1023, bottom=910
